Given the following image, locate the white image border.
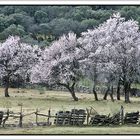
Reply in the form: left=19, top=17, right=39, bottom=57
left=0, top=0, right=139, bottom=139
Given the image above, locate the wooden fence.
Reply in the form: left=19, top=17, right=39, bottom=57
left=0, top=105, right=139, bottom=128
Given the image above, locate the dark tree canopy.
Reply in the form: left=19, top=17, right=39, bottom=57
left=0, top=5, right=139, bottom=47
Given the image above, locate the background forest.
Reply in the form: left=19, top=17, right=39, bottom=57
left=0, top=6, right=139, bottom=47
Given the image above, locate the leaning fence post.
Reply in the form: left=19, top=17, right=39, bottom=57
left=2, top=109, right=9, bottom=128
left=120, top=105, right=124, bottom=125
left=19, top=104, right=23, bottom=127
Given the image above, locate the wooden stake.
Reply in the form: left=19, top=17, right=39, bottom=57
left=47, top=108, right=51, bottom=124
left=120, top=105, right=124, bottom=125
left=19, top=104, right=23, bottom=127
left=36, top=109, right=38, bottom=126
left=86, top=108, right=90, bottom=125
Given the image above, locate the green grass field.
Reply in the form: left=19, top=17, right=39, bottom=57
left=0, top=88, right=140, bottom=134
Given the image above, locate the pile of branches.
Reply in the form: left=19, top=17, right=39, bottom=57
left=89, top=113, right=120, bottom=126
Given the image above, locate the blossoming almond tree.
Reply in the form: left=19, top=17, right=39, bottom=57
left=112, top=18, right=140, bottom=103
left=0, top=36, right=39, bottom=97
left=78, top=29, right=103, bottom=101
left=78, top=14, right=121, bottom=101
left=79, top=13, right=140, bottom=103
left=31, top=32, right=82, bottom=101
left=101, top=13, right=140, bottom=103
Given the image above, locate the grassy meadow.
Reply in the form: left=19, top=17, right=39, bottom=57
left=0, top=88, right=140, bottom=134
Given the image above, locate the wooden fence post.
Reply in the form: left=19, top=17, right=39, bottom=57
left=36, top=109, right=38, bottom=126
left=120, top=105, right=124, bottom=125
left=47, top=108, right=51, bottom=124
left=86, top=108, right=90, bottom=125
left=56, top=111, right=58, bottom=125
left=19, top=104, right=23, bottom=127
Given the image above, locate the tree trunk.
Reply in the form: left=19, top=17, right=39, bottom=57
left=103, top=87, right=109, bottom=100
left=117, top=80, right=121, bottom=100
left=57, top=82, right=78, bottom=101
left=110, top=93, right=114, bottom=102
left=92, top=66, right=98, bottom=101
left=104, top=86, right=114, bottom=102
left=109, top=85, right=114, bottom=102
left=93, top=89, right=98, bottom=101
left=93, top=82, right=98, bottom=101
left=124, top=82, right=130, bottom=103
left=70, top=88, right=78, bottom=101
left=4, top=77, right=10, bottom=97
left=124, top=91, right=130, bottom=103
